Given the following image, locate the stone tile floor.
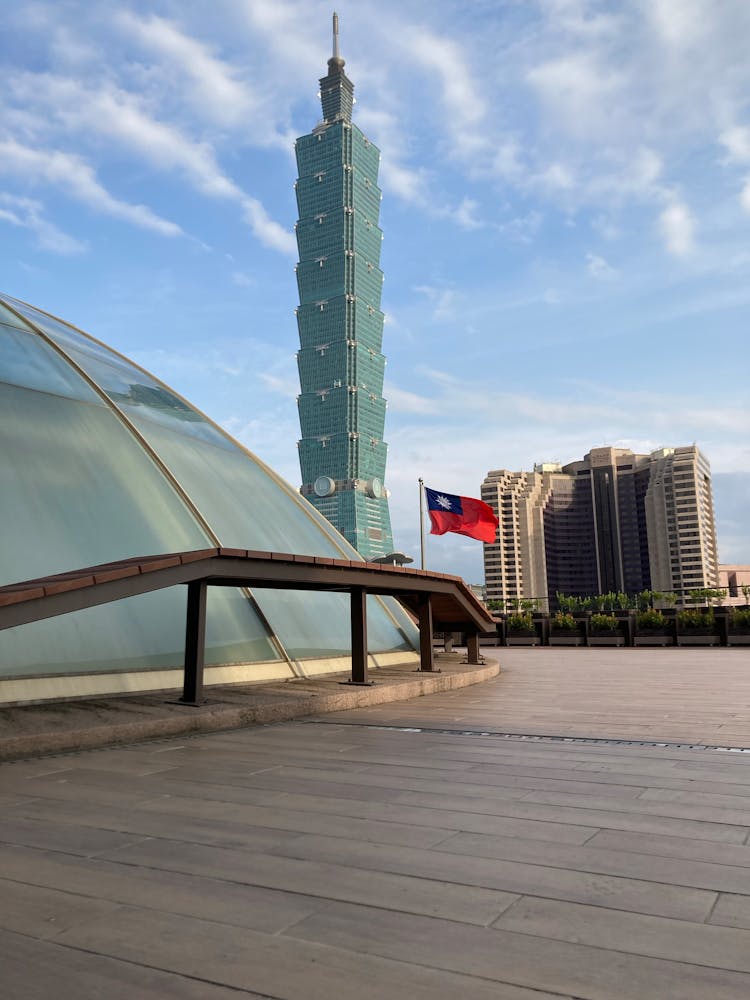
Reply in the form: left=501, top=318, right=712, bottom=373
left=1, top=647, right=750, bottom=998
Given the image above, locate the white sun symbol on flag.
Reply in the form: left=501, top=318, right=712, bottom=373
left=436, top=494, right=453, bottom=509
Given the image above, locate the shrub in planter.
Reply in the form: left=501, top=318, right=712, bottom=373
left=551, top=611, right=578, bottom=632
left=677, top=609, right=715, bottom=632
left=730, top=609, right=750, bottom=630
left=590, top=613, right=618, bottom=633
left=507, top=611, right=534, bottom=634
left=729, top=608, right=750, bottom=642
left=637, top=609, right=667, bottom=632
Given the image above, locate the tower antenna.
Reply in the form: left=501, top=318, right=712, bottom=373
left=332, top=12, right=340, bottom=60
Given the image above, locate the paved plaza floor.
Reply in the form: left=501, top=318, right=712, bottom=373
left=2, top=648, right=750, bottom=998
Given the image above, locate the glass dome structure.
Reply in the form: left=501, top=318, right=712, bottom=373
left=0, top=293, right=418, bottom=700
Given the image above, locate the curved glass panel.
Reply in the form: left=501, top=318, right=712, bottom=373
left=0, top=382, right=209, bottom=583
left=0, top=587, right=277, bottom=676
left=0, top=302, right=35, bottom=329
left=6, top=300, right=233, bottom=448
left=250, top=590, right=415, bottom=659
left=0, top=325, right=101, bottom=402
left=55, top=339, right=234, bottom=450
left=127, top=414, right=343, bottom=556
left=5, top=297, right=114, bottom=355
left=367, top=595, right=416, bottom=651
left=252, top=589, right=356, bottom=657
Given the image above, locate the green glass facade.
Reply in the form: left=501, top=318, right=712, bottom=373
left=294, top=26, right=393, bottom=560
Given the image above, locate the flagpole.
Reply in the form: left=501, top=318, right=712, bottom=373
left=418, top=477, right=426, bottom=569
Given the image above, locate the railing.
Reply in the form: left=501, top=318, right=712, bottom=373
left=476, top=609, right=747, bottom=648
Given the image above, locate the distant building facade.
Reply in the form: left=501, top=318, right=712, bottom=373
left=718, top=565, right=750, bottom=606
left=293, top=16, right=393, bottom=559
left=482, top=446, right=719, bottom=609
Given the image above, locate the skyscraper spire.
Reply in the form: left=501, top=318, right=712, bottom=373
left=332, top=12, right=341, bottom=62
left=320, top=11, right=353, bottom=123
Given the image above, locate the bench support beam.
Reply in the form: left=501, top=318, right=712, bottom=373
left=349, top=586, right=371, bottom=684
left=466, top=632, right=481, bottom=665
left=418, top=595, right=435, bottom=672
left=181, top=580, right=207, bottom=705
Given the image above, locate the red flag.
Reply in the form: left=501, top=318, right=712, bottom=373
left=425, top=486, right=498, bottom=543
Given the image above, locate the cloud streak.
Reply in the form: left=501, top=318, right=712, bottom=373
left=0, top=193, right=87, bottom=254
left=4, top=68, right=295, bottom=254
left=0, top=139, right=183, bottom=236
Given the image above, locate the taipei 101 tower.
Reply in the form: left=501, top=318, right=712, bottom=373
left=293, top=13, right=394, bottom=560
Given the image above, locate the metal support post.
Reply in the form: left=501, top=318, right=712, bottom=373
left=348, top=586, right=372, bottom=685
left=181, top=580, right=207, bottom=705
left=417, top=594, right=435, bottom=672
left=466, top=632, right=481, bottom=664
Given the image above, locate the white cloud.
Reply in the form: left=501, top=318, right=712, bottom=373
left=0, top=139, right=182, bottom=236
left=718, top=125, right=750, bottom=211
left=5, top=74, right=295, bottom=254
left=537, top=0, right=623, bottom=40
left=231, top=271, right=254, bottom=287
left=242, top=197, right=296, bottom=255
left=586, top=253, right=617, bottom=279
left=356, top=107, right=427, bottom=206
left=413, top=285, right=457, bottom=321
left=537, top=162, right=575, bottom=191
left=385, top=385, right=438, bottom=415
left=647, top=0, right=705, bottom=49
left=451, top=198, right=484, bottom=230
left=526, top=52, right=625, bottom=137
left=237, top=0, right=321, bottom=81
left=11, top=74, right=240, bottom=197
left=592, top=214, right=620, bottom=240
left=719, top=125, right=750, bottom=163
left=379, top=160, right=425, bottom=203
left=622, top=147, right=663, bottom=192
left=403, top=27, right=485, bottom=130
left=0, top=193, right=86, bottom=254
left=658, top=201, right=695, bottom=256
left=117, top=12, right=256, bottom=127
left=492, top=139, right=525, bottom=181
left=357, top=106, right=490, bottom=231
left=258, top=371, right=298, bottom=397
left=499, top=211, right=543, bottom=243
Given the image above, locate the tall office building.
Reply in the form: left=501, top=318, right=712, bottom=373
left=644, top=446, right=719, bottom=595
left=293, top=15, right=393, bottom=560
left=482, top=445, right=718, bottom=608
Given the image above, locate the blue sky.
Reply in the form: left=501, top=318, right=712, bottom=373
left=2, top=0, right=748, bottom=583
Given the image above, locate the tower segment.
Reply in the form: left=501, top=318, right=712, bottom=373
left=293, top=14, right=393, bottom=559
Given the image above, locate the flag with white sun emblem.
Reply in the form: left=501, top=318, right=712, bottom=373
left=424, top=487, right=498, bottom=543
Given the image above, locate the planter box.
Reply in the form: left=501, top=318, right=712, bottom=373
left=676, top=633, right=719, bottom=647
left=728, top=632, right=750, bottom=646
left=549, top=634, right=584, bottom=646
left=507, top=634, right=538, bottom=646
left=478, top=633, right=501, bottom=647
left=634, top=633, right=674, bottom=647
left=589, top=634, right=624, bottom=646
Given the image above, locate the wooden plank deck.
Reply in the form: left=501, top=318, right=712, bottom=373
left=1, top=648, right=750, bottom=998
